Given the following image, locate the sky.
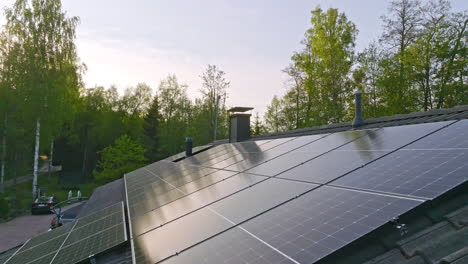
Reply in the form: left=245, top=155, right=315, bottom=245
left=0, top=0, right=466, bottom=115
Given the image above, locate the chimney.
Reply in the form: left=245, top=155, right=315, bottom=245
left=228, top=107, right=253, bottom=143
left=352, top=90, right=365, bottom=128
left=185, top=137, right=193, bottom=157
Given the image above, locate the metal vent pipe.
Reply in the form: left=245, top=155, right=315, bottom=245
left=352, top=90, right=365, bottom=128
left=185, top=137, right=193, bottom=157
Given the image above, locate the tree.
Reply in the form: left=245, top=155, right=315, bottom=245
left=355, top=42, right=385, bottom=118
left=157, top=74, right=192, bottom=157
left=94, top=135, right=147, bottom=183
left=251, top=112, right=266, bottom=136
left=282, top=64, right=308, bottom=129
left=2, top=0, right=82, bottom=199
left=200, top=65, right=230, bottom=141
left=143, top=96, right=161, bottom=162
left=292, top=7, right=357, bottom=125
left=379, top=0, right=422, bottom=114
left=119, top=83, right=153, bottom=116
left=264, top=96, right=285, bottom=133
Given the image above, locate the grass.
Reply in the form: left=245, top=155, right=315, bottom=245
left=0, top=171, right=98, bottom=222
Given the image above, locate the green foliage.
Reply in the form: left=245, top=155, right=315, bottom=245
left=251, top=112, right=266, bottom=136
left=94, top=135, right=147, bottom=183
left=0, top=193, right=10, bottom=219
left=265, top=1, right=466, bottom=132
left=292, top=7, right=357, bottom=125
left=143, top=96, right=161, bottom=162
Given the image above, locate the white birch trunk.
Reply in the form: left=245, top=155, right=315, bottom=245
left=1, top=114, right=6, bottom=186
left=32, top=118, right=41, bottom=200
left=48, top=140, right=54, bottom=180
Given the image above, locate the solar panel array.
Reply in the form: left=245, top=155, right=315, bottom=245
left=5, top=202, right=127, bottom=264
left=124, top=119, right=468, bottom=264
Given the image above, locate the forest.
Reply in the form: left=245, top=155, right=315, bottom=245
left=0, top=0, right=466, bottom=201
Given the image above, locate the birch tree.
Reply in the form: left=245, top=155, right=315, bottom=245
left=3, top=0, right=82, bottom=199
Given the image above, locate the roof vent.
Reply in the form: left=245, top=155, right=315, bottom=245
left=352, top=90, right=365, bottom=128
left=185, top=137, right=193, bottom=157
left=228, top=107, right=253, bottom=143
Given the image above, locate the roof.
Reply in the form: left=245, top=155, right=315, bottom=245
left=3, top=105, right=467, bottom=264
left=252, top=105, right=468, bottom=140
left=76, top=178, right=125, bottom=218
left=227, top=106, right=254, bottom=112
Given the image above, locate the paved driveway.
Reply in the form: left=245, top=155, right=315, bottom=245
left=0, top=203, right=81, bottom=252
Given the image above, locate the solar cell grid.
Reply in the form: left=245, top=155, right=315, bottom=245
left=19, top=222, right=73, bottom=251
left=24, top=252, right=55, bottom=264
left=278, top=150, right=389, bottom=184
left=403, top=120, right=468, bottom=149
left=159, top=227, right=295, bottom=264
left=6, top=234, right=67, bottom=264
left=51, top=224, right=126, bottom=264
left=65, top=212, right=123, bottom=246
left=131, top=173, right=264, bottom=235
left=332, top=149, right=468, bottom=198
left=74, top=202, right=122, bottom=228
left=241, top=186, right=422, bottom=264
left=210, top=178, right=316, bottom=224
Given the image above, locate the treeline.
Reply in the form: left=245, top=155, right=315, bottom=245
left=58, top=71, right=229, bottom=184
left=0, top=0, right=230, bottom=189
left=264, top=0, right=467, bottom=133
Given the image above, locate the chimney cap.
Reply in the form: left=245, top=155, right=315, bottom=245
left=354, top=90, right=362, bottom=95
left=228, top=106, right=254, bottom=113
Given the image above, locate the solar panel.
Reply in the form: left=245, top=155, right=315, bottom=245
left=277, top=150, right=389, bottom=184
left=5, top=202, right=127, bottom=264
left=127, top=168, right=231, bottom=217
left=18, top=223, right=74, bottom=251
left=332, top=149, right=468, bottom=198
left=5, top=234, right=66, bottom=264
left=403, top=119, right=468, bottom=149
left=50, top=224, right=126, bottom=264
left=74, top=202, right=122, bottom=228
left=64, top=211, right=123, bottom=246
left=209, top=135, right=327, bottom=171
left=24, top=252, right=55, bottom=264
left=131, top=173, right=264, bottom=235
left=240, top=186, right=422, bottom=264
left=132, top=178, right=315, bottom=263
left=244, top=130, right=369, bottom=176
left=158, top=227, right=296, bottom=264
left=134, top=208, right=233, bottom=264
left=338, top=121, right=453, bottom=151
left=209, top=178, right=316, bottom=224
left=332, top=121, right=468, bottom=199
left=181, top=140, right=273, bottom=166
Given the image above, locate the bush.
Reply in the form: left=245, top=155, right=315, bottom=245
left=94, top=135, right=147, bottom=183
left=0, top=195, right=11, bottom=218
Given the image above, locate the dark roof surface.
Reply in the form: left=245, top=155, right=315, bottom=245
left=77, top=178, right=125, bottom=218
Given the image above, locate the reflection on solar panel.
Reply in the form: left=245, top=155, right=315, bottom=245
left=5, top=202, right=127, bottom=264
left=278, top=150, right=389, bottom=184
left=123, top=120, right=467, bottom=264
